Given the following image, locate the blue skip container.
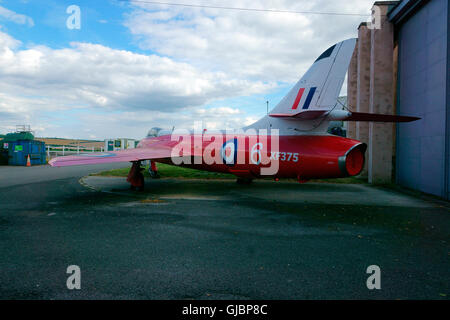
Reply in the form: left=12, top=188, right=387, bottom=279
left=8, top=140, right=47, bottom=166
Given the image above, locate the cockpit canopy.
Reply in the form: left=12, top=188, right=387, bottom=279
left=147, top=127, right=173, bottom=137
left=147, top=127, right=162, bottom=137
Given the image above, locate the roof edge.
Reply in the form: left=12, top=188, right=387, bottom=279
left=388, top=0, right=429, bottom=24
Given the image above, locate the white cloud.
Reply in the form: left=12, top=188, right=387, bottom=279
left=195, top=107, right=241, bottom=115
left=124, top=0, right=374, bottom=82
left=0, top=38, right=269, bottom=111
left=0, top=1, right=377, bottom=139
left=0, top=5, right=34, bottom=26
left=0, top=28, right=271, bottom=137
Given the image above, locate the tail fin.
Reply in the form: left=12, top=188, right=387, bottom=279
left=270, top=38, right=356, bottom=116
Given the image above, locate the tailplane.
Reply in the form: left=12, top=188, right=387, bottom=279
left=270, top=110, right=420, bottom=122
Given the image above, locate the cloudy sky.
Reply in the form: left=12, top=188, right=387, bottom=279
left=0, top=0, right=375, bottom=140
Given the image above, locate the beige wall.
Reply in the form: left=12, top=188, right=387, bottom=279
left=356, top=23, right=371, bottom=178
left=347, top=40, right=358, bottom=140
left=347, top=2, right=396, bottom=184
left=368, top=3, right=395, bottom=184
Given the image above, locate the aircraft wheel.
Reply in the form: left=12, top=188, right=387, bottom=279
left=149, top=169, right=160, bottom=179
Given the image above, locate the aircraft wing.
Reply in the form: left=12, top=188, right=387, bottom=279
left=48, top=138, right=186, bottom=167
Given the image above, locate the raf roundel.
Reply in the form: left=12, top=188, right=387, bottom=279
left=221, top=139, right=238, bottom=165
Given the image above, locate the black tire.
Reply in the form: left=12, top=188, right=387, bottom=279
left=149, top=170, right=160, bottom=179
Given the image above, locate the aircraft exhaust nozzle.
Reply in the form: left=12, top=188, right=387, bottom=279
left=338, top=143, right=367, bottom=177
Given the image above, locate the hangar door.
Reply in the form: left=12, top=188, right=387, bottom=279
left=395, top=0, right=448, bottom=198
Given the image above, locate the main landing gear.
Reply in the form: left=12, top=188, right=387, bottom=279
left=148, top=160, right=160, bottom=179
left=127, top=161, right=145, bottom=191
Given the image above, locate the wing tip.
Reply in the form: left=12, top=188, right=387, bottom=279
left=48, top=158, right=57, bottom=167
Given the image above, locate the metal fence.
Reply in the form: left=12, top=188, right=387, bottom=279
left=46, top=145, right=104, bottom=159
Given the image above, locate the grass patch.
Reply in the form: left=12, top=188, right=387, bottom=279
left=92, top=163, right=367, bottom=184
left=92, top=163, right=235, bottom=179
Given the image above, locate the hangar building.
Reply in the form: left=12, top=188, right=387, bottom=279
left=347, top=0, right=449, bottom=199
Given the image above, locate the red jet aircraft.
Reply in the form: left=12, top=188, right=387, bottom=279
left=49, top=38, right=419, bottom=189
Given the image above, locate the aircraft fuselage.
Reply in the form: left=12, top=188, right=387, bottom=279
left=138, top=134, right=366, bottom=181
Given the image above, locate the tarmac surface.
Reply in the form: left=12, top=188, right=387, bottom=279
left=0, top=164, right=449, bottom=299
